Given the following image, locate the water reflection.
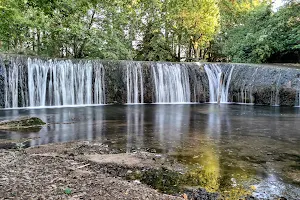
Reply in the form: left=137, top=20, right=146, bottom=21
left=126, top=105, right=144, bottom=152
left=1, top=106, right=106, bottom=146
left=153, top=105, right=190, bottom=153
left=0, top=104, right=299, bottom=198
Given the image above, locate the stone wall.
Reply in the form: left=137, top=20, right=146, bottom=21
left=227, top=63, right=300, bottom=106
left=103, top=61, right=209, bottom=104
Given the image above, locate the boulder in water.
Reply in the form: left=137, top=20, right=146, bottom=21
left=0, top=117, right=46, bottom=131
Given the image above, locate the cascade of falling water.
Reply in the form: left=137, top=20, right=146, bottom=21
left=28, top=58, right=105, bottom=107
left=204, top=64, right=234, bottom=103
left=152, top=63, right=190, bottom=103
left=297, top=91, right=300, bottom=107
left=4, top=64, right=19, bottom=108
left=126, top=63, right=144, bottom=104
left=4, top=60, right=28, bottom=108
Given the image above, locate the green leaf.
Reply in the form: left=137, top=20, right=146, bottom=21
left=64, top=188, right=72, bottom=195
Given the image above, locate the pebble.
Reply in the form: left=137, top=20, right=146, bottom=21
left=133, top=180, right=141, bottom=184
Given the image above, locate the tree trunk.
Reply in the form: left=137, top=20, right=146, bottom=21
left=203, top=48, right=208, bottom=60
left=193, top=40, right=199, bottom=60
left=177, top=34, right=181, bottom=61
left=37, top=29, right=41, bottom=54
left=188, top=38, right=193, bottom=60
left=32, top=33, right=35, bottom=52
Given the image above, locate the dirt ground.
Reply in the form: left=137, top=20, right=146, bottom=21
left=0, top=140, right=186, bottom=200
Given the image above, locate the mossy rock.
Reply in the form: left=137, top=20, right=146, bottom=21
left=0, top=138, right=32, bottom=149
left=0, top=117, right=46, bottom=131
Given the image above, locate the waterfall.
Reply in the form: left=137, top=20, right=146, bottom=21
left=28, top=58, right=105, bottom=107
left=126, top=63, right=144, bottom=104
left=204, top=64, right=234, bottom=103
left=152, top=63, right=190, bottom=103
left=4, top=65, right=18, bottom=108
left=3, top=59, right=28, bottom=108
left=4, top=55, right=300, bottom=108
left=297, top=91, right=300, bottom=107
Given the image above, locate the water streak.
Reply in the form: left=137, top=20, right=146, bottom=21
left=204, top=64, right=234, bottom=103
left=152, top=63, right=190, bottom=103
left=126, top=63, right=144, bottom=103
left=296, top=90, right=300, bottom=107
left=28, top=58, right=105, bottom=107
left=298, top=92, right=300, bottom=107
left=4, top=59, right=28, bottom=108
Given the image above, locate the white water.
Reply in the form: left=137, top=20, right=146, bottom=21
left=298, top=92, right=300, bottom=107
left=204, top=64, right=234, bottom=103
left=28, top=58, right=105, bottom=107
left=126, top=63, right=144, bottom=104
left=3, top=60, right=28, bottom=108
left=296, top=90, right=300, bottom=107
left=4, top=64, right=18, bottom=108
left=152, top=63, right=190, bottom=103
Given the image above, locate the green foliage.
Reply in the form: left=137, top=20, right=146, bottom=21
left=214, top=1, right=300, bottom=63
left=136, top=22, right=176, bottom=61
left=0, top=0, right=298, bottom=63
left=64, top=188, right=72, bottom=195
left=125, top=166, right=255, bottom=199
left=140, top=168, right=181, bottom=194
left=0, top=0, right=135, bottom=59
left=0, top=0, right=221, bottom=61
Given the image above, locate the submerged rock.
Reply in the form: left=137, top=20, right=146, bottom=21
left=0, top=117, right=46, bottom=131
left=184, top=188, right=219, bottom=200
left=0, top=138, right=32, bottom=150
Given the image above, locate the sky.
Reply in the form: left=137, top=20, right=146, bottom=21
left=272, top=0, right=285, bottom=10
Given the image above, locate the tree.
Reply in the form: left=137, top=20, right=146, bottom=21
left=165, top=0, right=220, bottom=60
left=1, top=0, right=297, bottom=63
left=0, top=0, right=138, bottom=59
left=0, top=0, right=28, bottom=52
left=209, top=0, right=270, bottom=62
left=219, top=1, right=299, bottom=63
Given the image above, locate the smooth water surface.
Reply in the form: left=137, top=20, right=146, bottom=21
left=0, top=104, right=299, bottom=199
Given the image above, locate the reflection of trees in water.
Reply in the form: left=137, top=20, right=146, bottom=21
left=174, top=133, right=255, bottom=199
left=188, top=105, right=300, bottom=199
left=172, top=105, right=258, bottom=198
left=170, top=106, right=222, bottom=191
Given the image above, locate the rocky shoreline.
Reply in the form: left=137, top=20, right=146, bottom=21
left=2, top=139, right=289, bottom=200
left=0, top=140, right=219, bottom=200
left=0, top=116, right=297, bottom=199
